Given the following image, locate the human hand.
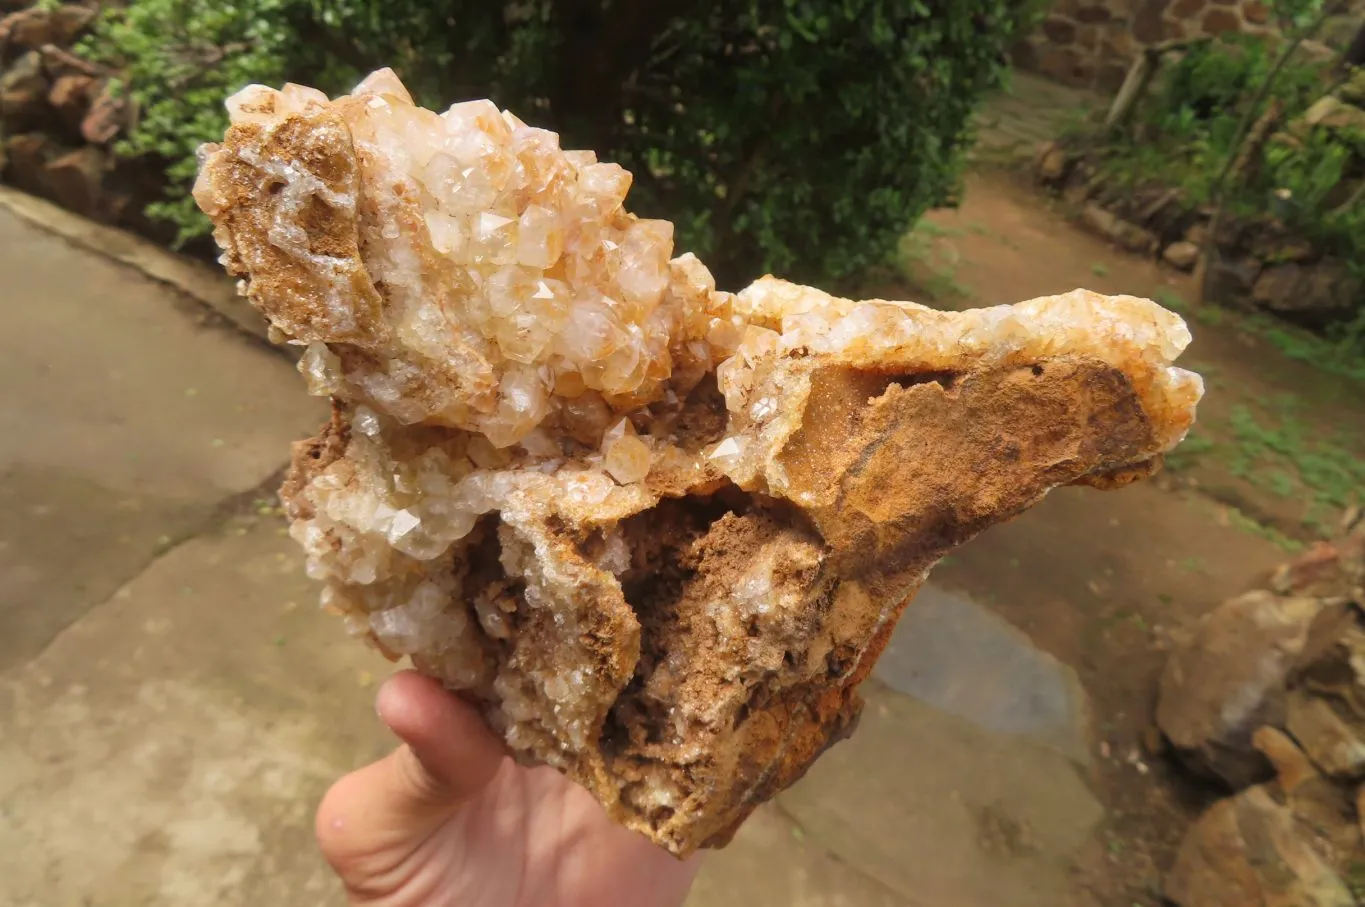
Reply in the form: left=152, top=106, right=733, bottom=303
left=316, top=670, right=701, bottom=907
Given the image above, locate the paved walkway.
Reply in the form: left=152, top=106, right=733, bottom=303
left=0, top=192, right=1104, bottom=907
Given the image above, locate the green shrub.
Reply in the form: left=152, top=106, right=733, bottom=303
left=1090, top=33, right=1365, bottom=282
left=79, top=1, right=294, bottom=244
left=83, top=0, right=1024, bottom=284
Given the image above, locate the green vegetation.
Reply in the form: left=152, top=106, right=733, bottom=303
left=898, top=220, right=975, bottom=301
left=1163, top=429, right=1215, bottom=471
left=80, top=0, right=1028, bottom=285
left=1074, top=6, right=1365, bottom=350
left=1240, top=312, right=1365, bottom=382
left=1227, top=400, right=1365, bottom=521
left=1192, top=304, right=1225, bottom=327
left=1093, top=34, right=1335, bottom=212
left=1154, top=289, right=1187, bottom=313
left=1224, top=505, right=1306, bottom=552
left=1346, top=861, right=1365, bottom=902
left=1165, top=392, right=1364, bottom=537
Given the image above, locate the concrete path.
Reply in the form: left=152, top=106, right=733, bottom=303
left=0, top=194, right=1104, bottom=907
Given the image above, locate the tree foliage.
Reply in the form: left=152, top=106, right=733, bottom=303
left=83, top=0, right=1025, bottom=285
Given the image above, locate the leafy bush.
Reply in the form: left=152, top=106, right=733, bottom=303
left=79, top=1, right=294, bottom=242
left=82, top=0, right=1025, bottom=284
left=1089, top=33, right=1365, bottom=275
left=1093, top=36, right=1330, bottom=202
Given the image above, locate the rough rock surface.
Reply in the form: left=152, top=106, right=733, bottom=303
left=1157, top=590, right=1323, bottom=788
left=1166, top=727, right=1357, bottom=907
left=193, top=70, right=1204, bottom=855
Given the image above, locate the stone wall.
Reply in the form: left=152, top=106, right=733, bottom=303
left=1033, top=122, right=1364, bottom=328
left=0, top=1, right=168, bottom=240
left=1015, top=0, right=1277, bottom=92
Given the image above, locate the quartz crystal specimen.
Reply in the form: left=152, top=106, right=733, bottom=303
left=194, top=70, right=1204, bottom=856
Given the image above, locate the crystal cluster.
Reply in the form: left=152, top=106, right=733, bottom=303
left=195, top=70, right=1204, bottom=856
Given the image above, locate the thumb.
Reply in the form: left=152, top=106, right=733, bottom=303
left=316, top=670, right=506, bottom=868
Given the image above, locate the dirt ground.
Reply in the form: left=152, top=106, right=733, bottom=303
left=890, top=169, right=1365, bottom=907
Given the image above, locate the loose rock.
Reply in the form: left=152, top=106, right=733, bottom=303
left=1251, top=259, right=1359, bottom=327
left=1034, top=141, right=1071, bottom=185
left=1081, top=202, right=1158, bottom=255
left=1202, top=257, right=1262, bottom=308
left=1157, top=590, right=1322, bottom=788
left=1287, top=690, right=1365, bottom=779
left=1166, top=783, right=1353, bottom=907
left=1272, top=542, right=1355, bottom=599
left=3, top=131, right=53, bottom=197
left=38, top=44, right=101, bottom=79
left=41, top=146, right=105, bottom=217
left=47, top=73, right=95, bottom=133
left=80, top=81, right=127, bottom=144
left=1162, top=241, right=1200, bottom=272
left=0, top=4, right=96, bottom=50
left=0, top=49, right=46, bottom=128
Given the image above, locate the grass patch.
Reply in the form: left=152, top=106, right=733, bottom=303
left=1192, top=305, right=1225, bottom=327
left=1155, top=289, right=1187, bottom=314
left=1240, top=314, right=1365, bottom=385
left=898, top=223, right=974, bottom=301
left=1226, top=402, right=1365, bottom=520
left=1224, top=507, right=1306, bottom=553
left=1165, top=431, right=1216, bottom=472
left=1170, top=398, right=1365, bottom=536
left=912, top=220, right=966, bottom=239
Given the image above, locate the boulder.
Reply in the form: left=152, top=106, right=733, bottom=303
left=1163, top=240, right=1200, bottom=272
left=1080, top=202, right=1158, bottom=255
left=1166, top=784, right=1354, bottom=907
left=41, top=145, right=105, bottom=217
left=1252, top=234, right=1315, bottom=264
left=1252, top=259, right=1361, bottom=328
left=1271, top=541, right=1354, bottom=599
left=0, top=5, right=96, bottom=51
left=1034, top=141, right=1071, bottom=186
left=1302, top=96, right=1365, bottom=133
left=1203, top=257, right=1262, bottom=308
left=1253, top=262, right=1304, bottom=306
left=80, top=81, right=127, bottom=144
left=1290, top=613, right=1365, bottom=779
left=47, top=72, right=94, bottom=133
left=2, top=131, right=53, bottom=196
left=0, top=49, right=46, bottom=128
left=38, top=44, right=101, bottom=80
left=1287, top=690, right=1365, bottom=779
left=1256, top=725, right=1361, bottom=858
left=1157, top=591, right=1323, bottom=788
left=1184, top=223, right=1210, bottom=247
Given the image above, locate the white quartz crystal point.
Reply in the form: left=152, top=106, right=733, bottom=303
left=199, top=69, right=736, bottom=451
